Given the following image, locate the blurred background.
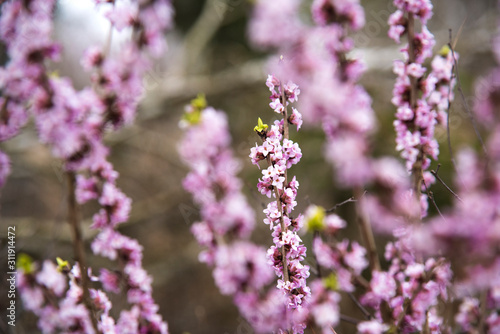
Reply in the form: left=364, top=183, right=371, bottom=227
left=0, top=0, right=498, bottom=333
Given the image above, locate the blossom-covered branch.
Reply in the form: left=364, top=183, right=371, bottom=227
left=250, top=75, right=310, bottom=333
left=3, top=0, right=174, bottom=332
left=179, top=95, right=292, bottom=333
left=388, top=0, right=458, bottom=217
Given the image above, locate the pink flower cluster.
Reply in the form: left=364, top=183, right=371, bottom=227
left=427, top=48, right=457, bottom=125
left=179, top=102, right=294, bottom=333
left=19, top=258, right=169, bottom=334
left=18, top=261, right=97, bottom=333
left=250, top=76, right=311, bottom=332
left=1, top=0, right=173, bottom=332
left=302, top=208, right=362, bottom=332
left=249, top=0, right=376, bottom=188
left=456, top=291, right=500, bottom=333
left=179, top=105, right=256, bottom=261
left=361, top=229, right=452, bottom=333
left=389, top=0, right=449, bottom=181
left=18, top=256, right=167, bottom=334
left=405, top=5, right=500, bottom=330
left=0, top=0, right=60, bottom=185
left=313, top=237, right=368, bottom=293
left=92, top=229, right=168, bottom=333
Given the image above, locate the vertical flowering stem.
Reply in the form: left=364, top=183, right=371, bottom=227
left=66, top=171, right=99, bottom=333
left=407, top=12, right=424, bottom=199
left=389, top=0, right=436, bottom=217
left=0, top=0, right=174, bottom=332
left=272, top=164, right=290, bottom=283
left=251, top=75, right=310, bottom=332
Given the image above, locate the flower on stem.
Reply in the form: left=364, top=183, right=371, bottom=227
left=251, top=76, right=310, bottom=332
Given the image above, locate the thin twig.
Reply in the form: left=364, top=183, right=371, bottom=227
left=348, top=292, right=372, bottom=320
left=66, top=172, right=99, bottom=333
left=340, top=314, right=362, bottom=325
left=326, top=196, right=357, bottom=213
left=430, top=164, right=463, bottom=203
left=422, top=180, right=446, bottom=221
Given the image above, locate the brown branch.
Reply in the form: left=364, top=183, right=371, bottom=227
left=66, top=172, right=99, bottom=333
left=326, top=196, right=357, bottom=213
left=347, top=292, right=372, bottom=320
left=478, top=290, right=487, bottom=334
left=421, top=177, right=446, bottom=220
left=265, top=155, right=289, bottom=283
left=340, top=314, right=362, bottom=325
left=406, top=12, right=424, bottom=204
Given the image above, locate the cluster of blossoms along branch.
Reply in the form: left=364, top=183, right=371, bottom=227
left=17, top=258, right=104, bottom=333
left=361, top=229, right=452, bottom=333
left=389, top=0, right=457, bottom=216
left=303, top=204, right=452, bottom=334
left=248, top=1, right=461, bottom=333
left=250, top=75, right=311, bottom=332
left=250, top=0, right=376, bottom=189
left=1, top=0, right=173, bottom=332
left=179, top=95, right=294, bottom=333
left=410, top=5, right=500, bottom=329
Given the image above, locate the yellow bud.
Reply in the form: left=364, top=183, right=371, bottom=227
left=182, top=110, right=202, bottom=126
left=253, top=117, right=268, bottom=133
left=323, top=273, right=338, bottom=291
left=49, top=70, right=60, bottom=78
left=305, top=205, right=326, bottom=232
left=17, top=253, right=34, bottom=274
left=190, top=93, right=207, bottom=111
left=56, top=257, right=69, bottom=272
left=181, top=93, right=207, bottom=126
left=439, top=44, right=451, bottom=57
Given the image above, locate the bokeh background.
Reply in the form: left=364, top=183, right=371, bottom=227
left=0, top=0, right=498, bottom=333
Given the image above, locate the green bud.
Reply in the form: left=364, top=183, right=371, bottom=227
left=181, top=93, right=207, bottom=126
left=182, top=109, right=202, bottom=125
left=190, top=93, right=207, bottom=111
left=253, top=117, right=269, bottom=133
left=17, top=253, right=34, bottom=274
left=323, top=273, right=338, bottom=291
left=56, top=257, right=69, bottom=272
left=305, top=205, right=326, bottom=232
left=439, top=44, right=451, bottom=57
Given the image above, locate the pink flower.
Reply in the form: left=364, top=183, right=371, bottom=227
left=36, top=261, right=67, bottom=297
left=358, top=320, right=390, bottom=334
left=105, top=4, right=138, bottom=31
left=81, top=46, right=103, bottom=70
left=270, top=98, right=285, bottom=114
left=0, top=151, right=10, bottom=187
left=370, top=271, right=397, bottom=301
